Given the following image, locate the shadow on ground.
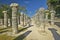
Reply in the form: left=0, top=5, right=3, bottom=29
left=0, top=28, right=7, bottom=30
left=0, top=30, right=8, bottom=34
left=18, top=25, right=33, bottom=33
left=48, top=28, right=60, bottom=40
left=54, top=22, right=60, bottom=27
left=14, top=30, right=32, bottom=40
left=0, top=28, right=9, bottom=34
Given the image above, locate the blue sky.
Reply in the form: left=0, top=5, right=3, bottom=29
left=0, top=0, right=48, bottom=17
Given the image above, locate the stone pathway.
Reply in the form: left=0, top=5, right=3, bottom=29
left=0, top=22, right=60, bottom=40
left=24, top=22, right=54, bottom=40
left=6, top=22, right=60, bottom=40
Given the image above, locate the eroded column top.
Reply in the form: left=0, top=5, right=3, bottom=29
left=2, top=11, right=7, bottom=13
left=21, top=12, right=24, bottom=15
left=45, top=10, right=49, bottom=15
left=39, top=7, right=45, bottom=12
left=10, top=3, right=19, bottom=7
left=50, top=10, right=56, bottom=13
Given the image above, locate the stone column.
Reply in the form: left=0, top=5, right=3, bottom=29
left=50, top=10, right=56, bottom=25
left=46, top=13, right=49, bottom=20
left=19, top=14, right=20, bottom=24
left=18, top=13, right=20, bottom=25
left=20, top=12, right=24, bottom=27
left=25, top=15, right=27, bottom=26
left=10, top=3, right=18, bottom=34
left=26, top=16, right=29, bottom=26
left=23, top=13, right=24, bottom=27
left=24, top=14, right=26, bottom=26
left=2, top=11, right=8, bottom=28
left=39, top=8, right=45, bottom=32
left=8, top=19, right=10, bottom=27
left=45, top=12, right=49, bottom=23
left=18, top=13, right=21, bottom=27
left=36, top=14, right=40, bottom=27
left=40, top=11, right=44, bottom=26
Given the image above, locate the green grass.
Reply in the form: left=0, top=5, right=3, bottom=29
left=0, top=34, right=15, bottom=40
left=18, top=27, right=28, bottom=32
left=0, top=27, right=15, bottom=40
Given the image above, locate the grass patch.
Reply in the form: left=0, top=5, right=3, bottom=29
left=18, top=27, right=27, bottom=32
left=0, top=34, right=15, bottom=40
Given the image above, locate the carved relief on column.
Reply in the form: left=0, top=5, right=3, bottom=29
left=10, top=3, right=19, bottom=34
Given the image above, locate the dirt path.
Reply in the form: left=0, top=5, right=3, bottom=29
left=25, top=22, right=54, bottom=40
left=14, top=21, right=60, bottom=40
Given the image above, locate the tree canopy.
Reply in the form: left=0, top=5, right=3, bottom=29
left=47, top=0, right=60, bottom=17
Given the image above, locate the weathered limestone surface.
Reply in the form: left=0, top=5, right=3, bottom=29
left=50, top=10, right=56, bottom=25
left=24, top=15, right=27, bottom=26
left=45, top=10, right=49, bottom=24
left=17, top=13, right=20, bottom=25
left=10, top=3, right=18, bottom=34
left=8, top=19, right=10, bottom=27
left=3, top=11, right=8, bottom=28
left=39, top=8, right=45, bottom=30
left=20, top=12, right=24, bottom=27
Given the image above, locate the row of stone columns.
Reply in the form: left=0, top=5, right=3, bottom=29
left=34, top=9, right=56, bottom=26
left=32, top=7, right=56, bottom=31
left=45, top=10, right=56, bottom=25
left=20, top=12, right=31, bottom=27
left=1, top=3, right=30, bottom=35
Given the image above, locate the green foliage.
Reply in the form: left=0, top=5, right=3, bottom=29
left=47, top=0, right=60, bottom=17
left=7, top=7, right=12, bottom=18
left=55, top=7, right=60, bottom=17
left=0, top=8, right=4, bottom=18
left=0, top=4, right=10, bottom=18
left=48, top=0, right=59, bottom=4
left=48, top=0, right=58, bottom=2
left=1, top=4, right=9, bottom=11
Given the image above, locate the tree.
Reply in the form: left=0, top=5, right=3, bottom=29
left=47, top=0, right=60, bottom=18
left=0, top=4, right=10, bottom=26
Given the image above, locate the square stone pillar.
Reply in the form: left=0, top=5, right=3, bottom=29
left=10, top=3, right=19, bottom=34
left=39, top=8, right=45, bottom=32
left=50, top=10, right=56, bottom=25
left=45, top=10, right=49, bottom=23
left=20, top=12, right=25, bottom=27
left=8, top=19, right=10, bottom=27
left=46, top=13, right=49, bottom=21
left=2, top=11, right=8, bottom=28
